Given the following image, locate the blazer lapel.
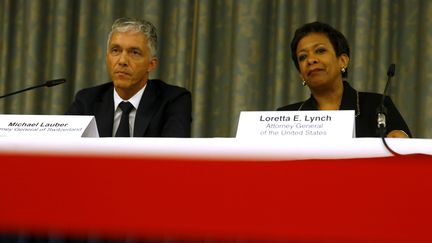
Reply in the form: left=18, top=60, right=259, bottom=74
left=339, top=81, right=360, bottom=116
left=94, top=86, right=115, bottom=137
left=134, top=80, right=160, bottom=137
left=299, top=96, right=318, bottom=110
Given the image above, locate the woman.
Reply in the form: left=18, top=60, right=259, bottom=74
left=278, top=21, right=411, bottom=138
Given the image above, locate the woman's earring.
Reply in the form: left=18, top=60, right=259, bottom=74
left=341, top=67, right=346, bottom=73
left=302, top=80, right=306, bottom=86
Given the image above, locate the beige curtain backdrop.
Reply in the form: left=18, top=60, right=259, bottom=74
left=1, top=0, right=431, bottom=138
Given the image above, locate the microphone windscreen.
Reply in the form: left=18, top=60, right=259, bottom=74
left=45, top=79, right=66, bottom=87
left=387, top=64, right=395, bottom=77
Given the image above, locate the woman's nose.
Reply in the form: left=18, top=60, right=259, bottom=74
left=306, top=54, right=318, bottom=64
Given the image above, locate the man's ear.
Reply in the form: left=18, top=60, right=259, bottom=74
left=148, top=58, right=158, bottom=72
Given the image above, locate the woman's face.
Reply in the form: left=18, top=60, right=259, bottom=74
left=296, top=32, right=348, bottom=90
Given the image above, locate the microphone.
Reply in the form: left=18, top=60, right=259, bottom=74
left=0, top=78, right=66, bottom=99
left=377, top=64, right=395, bottom=137
left=376, top=64, right=401, bottom=156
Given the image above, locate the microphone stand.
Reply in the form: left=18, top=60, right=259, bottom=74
left=377, top=64, right=400, bottom=156
left=0, top=79, right=66, bottom=99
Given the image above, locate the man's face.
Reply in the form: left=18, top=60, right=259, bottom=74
left=106, top=31, right=157, bottom=99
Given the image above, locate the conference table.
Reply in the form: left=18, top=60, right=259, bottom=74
left=0, top=137, right=431, bottom=242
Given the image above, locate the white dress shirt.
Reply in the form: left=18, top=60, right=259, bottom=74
left=112, top=85, right=146, bottom=137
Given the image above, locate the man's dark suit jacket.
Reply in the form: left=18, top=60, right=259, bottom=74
left=277, top=81, right=412, bottom=137
left=66, top=79, right=192, bottom=137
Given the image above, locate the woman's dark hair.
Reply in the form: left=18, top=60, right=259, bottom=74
left=290, top=21, right=350, bottom=78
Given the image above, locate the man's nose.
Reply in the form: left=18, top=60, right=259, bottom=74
left=118, top=51, right=128, bottom=65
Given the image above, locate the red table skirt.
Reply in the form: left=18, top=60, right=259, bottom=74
left=1, top=153, right=431, bottom=242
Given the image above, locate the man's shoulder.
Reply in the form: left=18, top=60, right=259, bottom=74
left=75, top=82, right=113, bottom=98
left=149, top=79, right=190, bottom=96
left=277, top=101, right=303, bottom=111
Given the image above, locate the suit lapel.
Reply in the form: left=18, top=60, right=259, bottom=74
left=94, top=86, right=115, bottom=137
left=134, top=80, right=160, bottom=137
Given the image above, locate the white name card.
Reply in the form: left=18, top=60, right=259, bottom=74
left=236, top=110, right=355, bottom=139
left=0, top=115, right=99, bottom=137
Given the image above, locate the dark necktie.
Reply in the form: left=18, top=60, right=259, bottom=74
left=115, top=101, right=134, bottom=137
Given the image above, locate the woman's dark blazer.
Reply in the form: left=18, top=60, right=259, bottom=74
left=277, top=81, right=412, bottom=137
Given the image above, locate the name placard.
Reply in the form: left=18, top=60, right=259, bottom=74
left=0, top=115, right=99, bottom=137
left=236, top=110, right=355, bottom=139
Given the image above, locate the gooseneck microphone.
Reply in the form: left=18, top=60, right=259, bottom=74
left=377, top=64, right=395, bottom=137
left=377, top=64, right=400, bottom=156
left=0, top=78, right=66, bottom=99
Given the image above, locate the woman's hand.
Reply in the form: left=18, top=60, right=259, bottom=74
left=387, top=130, right=410, bottom=138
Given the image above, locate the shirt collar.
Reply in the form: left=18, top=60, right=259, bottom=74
left=113, top=84, right=147, bottom=110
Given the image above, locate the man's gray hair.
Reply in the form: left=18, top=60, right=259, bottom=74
left=107, top=17, right=158, bottom=57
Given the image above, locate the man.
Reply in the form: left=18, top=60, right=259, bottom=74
left=66, top=17, right=192, bottom=137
